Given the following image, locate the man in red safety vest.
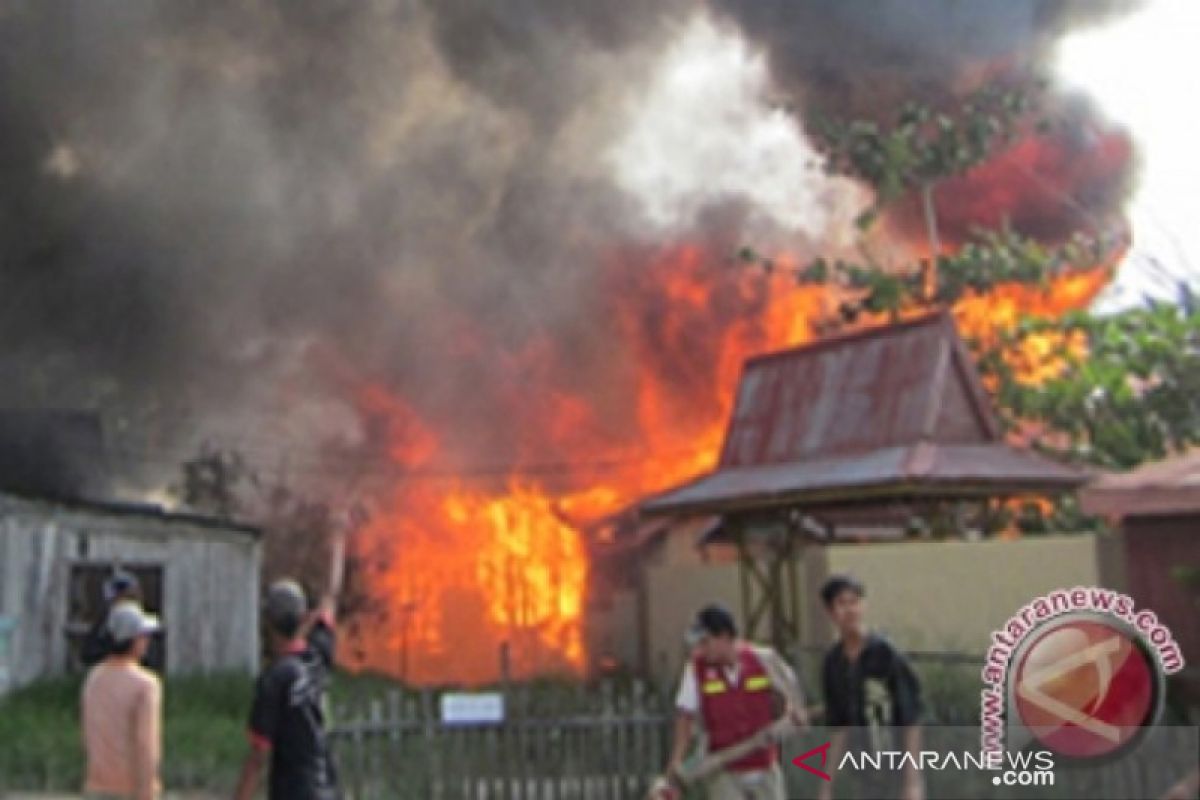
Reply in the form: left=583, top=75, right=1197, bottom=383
left=664, top=605, right=808, bottom=800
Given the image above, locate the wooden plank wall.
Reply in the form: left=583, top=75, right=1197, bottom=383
left=0, top=494, right=260, bottom=689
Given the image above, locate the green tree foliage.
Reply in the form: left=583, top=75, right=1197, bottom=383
left=744, top=79, right=1197, bottom=480
left=811, top=83, right=1037, bottom=235
left=760, top=226, right=1114, bottom=323
left=986, top=295, right=1200, bottom=469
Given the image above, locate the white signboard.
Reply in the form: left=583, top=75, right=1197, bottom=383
left=440, top=691, right=505, bottom=726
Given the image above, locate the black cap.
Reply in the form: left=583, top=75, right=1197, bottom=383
left=103, top=570, right=140, bottom=603
left=685, top=604, right=737, bottom=645
left=265, top=579, right=307, bottom=635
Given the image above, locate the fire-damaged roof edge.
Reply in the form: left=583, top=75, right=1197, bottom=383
left=641, top=442, right=1089, bottom=517
left=0, top=489, right=261, bottom=538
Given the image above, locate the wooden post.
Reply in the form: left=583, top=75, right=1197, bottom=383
left=769, top=536, right=785, bottom=651
left=420, top=689, right=442, bottom=800
left=787, top=532, right=802, bottom=646
left=734, top=518, right=753, bottom=637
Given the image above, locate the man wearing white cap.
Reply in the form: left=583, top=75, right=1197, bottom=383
left=80, top=603, right=163, bottom=800
left=80, top=570, right=142, bottom=668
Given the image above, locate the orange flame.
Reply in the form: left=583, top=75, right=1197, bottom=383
left=342, top=244, right=1115, bottom=683
left=342, top=247, right=830, bottom=684
left=951, top=261, right=1115, bottom=385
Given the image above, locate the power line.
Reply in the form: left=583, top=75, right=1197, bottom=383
left=10, top=433, right=715, bottom=483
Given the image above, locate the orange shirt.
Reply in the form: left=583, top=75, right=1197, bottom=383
left=81, top=658, right=162, bottom=799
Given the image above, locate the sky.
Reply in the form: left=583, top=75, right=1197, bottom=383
left=1055, top=0, right=1200, bottom=308
left=616, top=2, right=1200, bottom=311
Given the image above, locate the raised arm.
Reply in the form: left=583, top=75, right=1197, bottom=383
left=317, top=516, right=349, bottom=622
left=295, top=518, right=349, bottom=643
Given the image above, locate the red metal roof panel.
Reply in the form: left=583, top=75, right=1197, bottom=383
left=643, top=442, right=1087, bottom=516
left=1080, top=449, right=1200, bottom=518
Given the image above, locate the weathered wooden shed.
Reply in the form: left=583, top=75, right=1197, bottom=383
left=0, top=490, right=261, bottom=693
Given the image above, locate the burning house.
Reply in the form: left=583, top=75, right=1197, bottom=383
left=0, top=1, right=1166, bottom=694
left=585, top=313, right=1090, bottom=680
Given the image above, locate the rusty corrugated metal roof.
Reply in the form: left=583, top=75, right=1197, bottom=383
left=643, top=442, right=1085, bottom=516
left=720, top=313, right=996, bottom=468
left=1080, top=449, right=1200, bottom=518
left=644, top=313, right=1087, bottom=517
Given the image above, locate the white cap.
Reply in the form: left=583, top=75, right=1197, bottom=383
left=106, top=603, right=161, bottom=643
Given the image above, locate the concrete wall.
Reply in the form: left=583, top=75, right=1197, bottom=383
left=633, top=532, right=1102, bottom=685
left=822, top=533, right=1101, bottom=652
left=641, top=532, right=741, bottom=686
left=0, top=493, right=261, bottom=691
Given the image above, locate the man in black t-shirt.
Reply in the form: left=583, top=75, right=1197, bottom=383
left=234, top=578, right=341, bottom=800
left=235, top=522, right=348, bottom=800
left=818, top=575, right=924, bottom=800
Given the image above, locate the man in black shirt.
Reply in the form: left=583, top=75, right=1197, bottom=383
left=235, top=528, right=346, bottom=800
left=818, top=575, right=924, bottom=800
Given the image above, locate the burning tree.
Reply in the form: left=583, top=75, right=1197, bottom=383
left=742, top=80, right=1200, bottom=519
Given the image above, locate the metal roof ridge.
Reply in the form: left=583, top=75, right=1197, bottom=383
left=741, top=310, right=949, bottom=368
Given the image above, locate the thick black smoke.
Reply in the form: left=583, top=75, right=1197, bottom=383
left=708, top=0, right=1141, bottom=121
left=0, top=0, right=1141, bottom=496
left=0, top=0, right=692, bottom=487
left=706, top=0, right=1142, bottom=244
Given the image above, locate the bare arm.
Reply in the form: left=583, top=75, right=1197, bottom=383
left=763, top=648, right=808, bottom=726
left=295, top=521, right=349, bottom=641
left=233, top=747, right=267, bottom=800
left=133, top=680, right=161, bottom=800
left=666, top=711, right=696, bottom=778
left=317, top=519, right=349, bottom=622
left=324, top=519, right=348, bottom=608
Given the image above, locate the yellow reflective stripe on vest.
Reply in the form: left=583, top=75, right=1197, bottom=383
left=744, top=675, right=771, bottom=691
left=702, top=680, right=727, bottom=694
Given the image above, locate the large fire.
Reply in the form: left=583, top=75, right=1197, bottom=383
left=952, top=258, right=1116, bottom=386
left=340, top=236, right=1116, bottom=685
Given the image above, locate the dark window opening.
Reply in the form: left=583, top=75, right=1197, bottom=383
left=66, top=562, right=166, bottom=672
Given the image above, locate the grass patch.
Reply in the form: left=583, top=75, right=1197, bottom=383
left=0, top=669, right=424, bottom=793
left=0, top=671, right=252, bottom=793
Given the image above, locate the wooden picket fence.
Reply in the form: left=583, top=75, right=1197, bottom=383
left=327, top=657, right=1200, bottom=800
left=328, top=681, right=673, bottom=800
